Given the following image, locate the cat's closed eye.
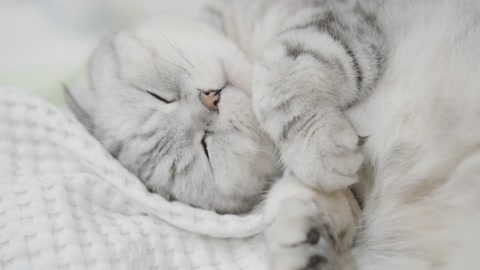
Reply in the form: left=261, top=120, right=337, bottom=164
left=147, top=91, right=174, bottom=104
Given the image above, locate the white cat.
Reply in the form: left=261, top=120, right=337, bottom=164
left=66, top=0, right=480, bottom=269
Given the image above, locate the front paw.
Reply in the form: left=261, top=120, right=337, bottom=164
left=265, top=200, right=340, bottom=270
left=280, top=110, right=365, bottom=192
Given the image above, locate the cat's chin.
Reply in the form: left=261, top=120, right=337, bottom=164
left=194, top=161, right=281, bottom=214
left=178, top=137, right=281, bottom=214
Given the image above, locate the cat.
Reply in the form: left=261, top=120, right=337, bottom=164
left=66, top=0, right=480, bottom=269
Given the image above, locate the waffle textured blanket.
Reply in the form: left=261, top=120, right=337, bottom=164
left=0, top=88, right=269, bottom=270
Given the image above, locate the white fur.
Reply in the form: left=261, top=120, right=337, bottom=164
left=349, top=2, right=480, bottom=268
left=69, top=17, right=281, bottom=213
left=265, top=1, right=480, bottom=269
left=68, top=0, right=480, bottom=269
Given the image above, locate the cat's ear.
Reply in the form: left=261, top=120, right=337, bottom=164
left=63, top=79, right=96, bottom=132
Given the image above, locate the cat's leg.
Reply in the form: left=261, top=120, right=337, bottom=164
left=264, top=173, right=360, bottom=270
left=253, top=5, right=385, bottom=192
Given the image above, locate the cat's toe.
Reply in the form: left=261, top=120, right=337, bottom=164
left=282, top=142, right=364, bottom=193
left=266, top=224, right=337, bottom=270
left=305, top=254, right=329, bottom=269
left=306, top=228, right=321, bottom=245
left=265, top=207, right=339, bottom=270
left=323, top=149, right=364, bottom=188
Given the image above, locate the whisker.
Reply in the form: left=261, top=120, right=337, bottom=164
left=127, top=30, right=189, bottom=74
left=156, top=54, right=189, bottom=74
left=131, top=84, right=149, bottom=95
left=160, top=32, right=195, bottom=68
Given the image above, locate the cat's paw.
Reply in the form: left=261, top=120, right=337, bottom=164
left=281, top=110, right=365, bottom=192
left=265, top=199, right=341, bottom=270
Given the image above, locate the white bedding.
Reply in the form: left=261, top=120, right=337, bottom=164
left=0, top=87, right=269, bottom=270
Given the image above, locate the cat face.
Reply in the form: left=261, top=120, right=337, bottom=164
left=67, top=17, right=280, bottom=213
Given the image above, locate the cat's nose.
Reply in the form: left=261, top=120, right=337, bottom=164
left=199, top=90, right=221, bottom=111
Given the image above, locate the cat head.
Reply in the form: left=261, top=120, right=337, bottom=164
left=66, top=17, right=280, bottom=214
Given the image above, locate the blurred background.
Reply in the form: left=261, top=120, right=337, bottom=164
left=0, top=0, right=149, bottom=106
left=0, top=0, right=196, bottom=106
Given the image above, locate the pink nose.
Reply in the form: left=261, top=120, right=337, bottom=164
left=200, top=90, right=221, bottom=111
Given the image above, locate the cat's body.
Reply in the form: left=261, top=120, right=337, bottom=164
left=67, top=0, right=480, bottom=269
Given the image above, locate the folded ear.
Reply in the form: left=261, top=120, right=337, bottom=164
left=63, top=79, right=96, bottom=132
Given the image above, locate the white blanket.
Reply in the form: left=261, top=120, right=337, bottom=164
left=0, top=87, right=269, bottom=270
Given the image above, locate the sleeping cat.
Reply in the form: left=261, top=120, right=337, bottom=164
left=66, top=0, right=480, bottom=269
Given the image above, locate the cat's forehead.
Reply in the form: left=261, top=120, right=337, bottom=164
left=104, top=22, right=231, bottom=94
left=106, top=29, right=185, bottom=92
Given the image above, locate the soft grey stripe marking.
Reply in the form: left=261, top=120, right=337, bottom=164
left=297, top=113, right=318, bottom=135
left=168, top=160, right=177, bottom=185
left=354, top=3, right=381, bottom=34
left=270, top=96, right=297, bottom=117
left=157, top=141, right=174, bottom=160
left=177, top=160, right=194, bottom=176
left=284, top=42, right=330, bottom=65
left=284, top=40, right=349, bottom=81
left=280, top=115, right=302, bottom=141
left=141, top=163, right=157, bottom=184
left=287, top=12, right=364, bottom=92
